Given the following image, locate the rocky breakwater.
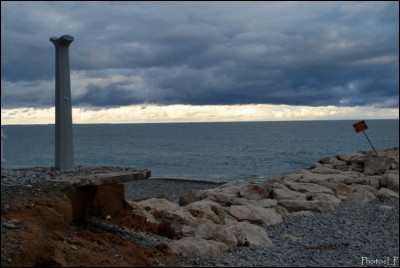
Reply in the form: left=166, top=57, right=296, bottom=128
left=127, top=147, right=399, bottom=258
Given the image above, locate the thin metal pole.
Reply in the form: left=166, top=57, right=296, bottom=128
left=362, top=130, right=379, bottom=158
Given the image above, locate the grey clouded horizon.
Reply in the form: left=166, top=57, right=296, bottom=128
left=1, top=1, right=399, bottom=109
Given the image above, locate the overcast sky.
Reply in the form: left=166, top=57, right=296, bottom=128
left=1, top=1, right=399, bottom=124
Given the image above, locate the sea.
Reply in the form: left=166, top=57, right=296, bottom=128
left=1, top=120, right=399, bottom=183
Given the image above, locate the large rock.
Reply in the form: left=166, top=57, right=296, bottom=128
left=310, top=164, right=342, bottom=175
left=222, top=214, right=239, bottom=225
left=213, top=222, right=274, bottom=247
left=263, top=180, right=289, bottom=190
left=237, top=182, right=270, bottom=200
left=167, top=237, right=229, bottom=257
left=274, top=205, right=289, bottom=215
left=328, top=157, right=348, bottom=171
left=320, top=181, right=354, bottom=196
left=345, top=188, right=376, bottom=204
left=278, top=199, right=340, bottom=212
left=182, top=220, right=274, bottom=249
left=278, top=193, right=341, bottom=212
left=128, top=201, right=158, bottom=224
left=337, top=152, right=368, bottom=164
left=376, top=188, right=399, bottom=200
left=366, top=176, right=382, bottom=189
left=301, top=168, right=365, bottom=184
left=335, top=174, right=369, bottom=185
left=357, top=184, right=378, bottom=194
left=280, top=173, right=304, bottom=182
left=229, top=205, right=282, bottom=225
left=203, top=186, right=240, bottom=203
left=364, top=157, right=395, bottom=175
left=138, top=198, right=196, bottom=224
left=298, top=170, right=353, bottom=184
left=179, top=184, right=243, bottom=206
left=231, top=198, right=277, bottom=208
left=184, top=200, right=226, bottom=224
left=383, top=170, right=399, bottom=193
left=182, top=218, right=217, bottom=239
left=384, top=150, right=399, bottom=169
left=179, top=190, right=207, bottom=206
left=272, top=188, right=307, bottom=200
left=283, top=181, right=334, bottom=195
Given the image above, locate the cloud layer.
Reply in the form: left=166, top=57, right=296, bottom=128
left=1, top=1, right=399, bottom=109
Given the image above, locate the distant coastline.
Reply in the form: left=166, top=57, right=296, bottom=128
left=1, top=118, right=398, bottom=126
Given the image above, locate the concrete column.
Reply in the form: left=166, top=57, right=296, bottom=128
left=50, top=35, right=75, bottom=172
left=1, top=128, right=5, bottom=164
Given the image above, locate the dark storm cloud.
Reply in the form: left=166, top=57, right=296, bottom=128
left=1, top=1, right=399, bottom=109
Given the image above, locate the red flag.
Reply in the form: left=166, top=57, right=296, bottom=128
left=353, top=120, right=368, bottom=133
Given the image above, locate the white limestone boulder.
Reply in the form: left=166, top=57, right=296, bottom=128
left=182, top=218, right=218, bottom=239
left=366, top=175, right=382, bottom=189
left=357, top=184, right=379, bottom=194
left=167, top=237, right=229, bottom=257
left=212, top=222, right=274, bottom=247
left=203, top=186, right=240, bottom=203
left=278, top=192, right=341, bottom=212
left=310, top=164, right=342, bottom=175
left=345, top=188, right=376, bottom=204
left=184, top=200, right=226, bottom=224
left=179, top=190, right=207, bottom=206
left=337, top=152, right=368, bottom=164
left=272, top=188, right=308, bottom=200
left=280, top=173, right=304, bottom=182
left=364, top=157, right=395, bottom=175
left=278, top=199, right=340, bottom=212
left=263, top=180, right=289, bottom=190
left=231, top=197, right=277, bottom=208
left=376, top=188, right=399, bottom=200
left=298, top=170, right=352, bottom=184
left=236, top=182, right=270, bottom=200
left=229, top=205, right=282, bottom=225
left=128, top=201, right=158, bottom=224
left=383, top=170, right=399, bottom=193
left=283, top=181, right=334, bottom=195
left=222, top=214, right=239, bottom=225
left=138, top=198, right=196, bottom=224
left=319, top=181, right=354, bottom=196
left=274, top=205, right=289, bottom=215
left=335, top=174, right=369, bottom=185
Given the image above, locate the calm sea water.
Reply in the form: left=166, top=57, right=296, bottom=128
left=2, top=120, right=399, bottom=182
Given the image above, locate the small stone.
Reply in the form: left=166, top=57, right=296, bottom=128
left=379, top=205, right=394, bottom=210
left=3, top=222, right=18, bottom=229
left=281, top=234, right=301, bottom=241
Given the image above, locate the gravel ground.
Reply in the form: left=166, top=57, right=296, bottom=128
left=123, top=178, right=223, bottom=202
left=173, top=199, right=399, bottom=267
